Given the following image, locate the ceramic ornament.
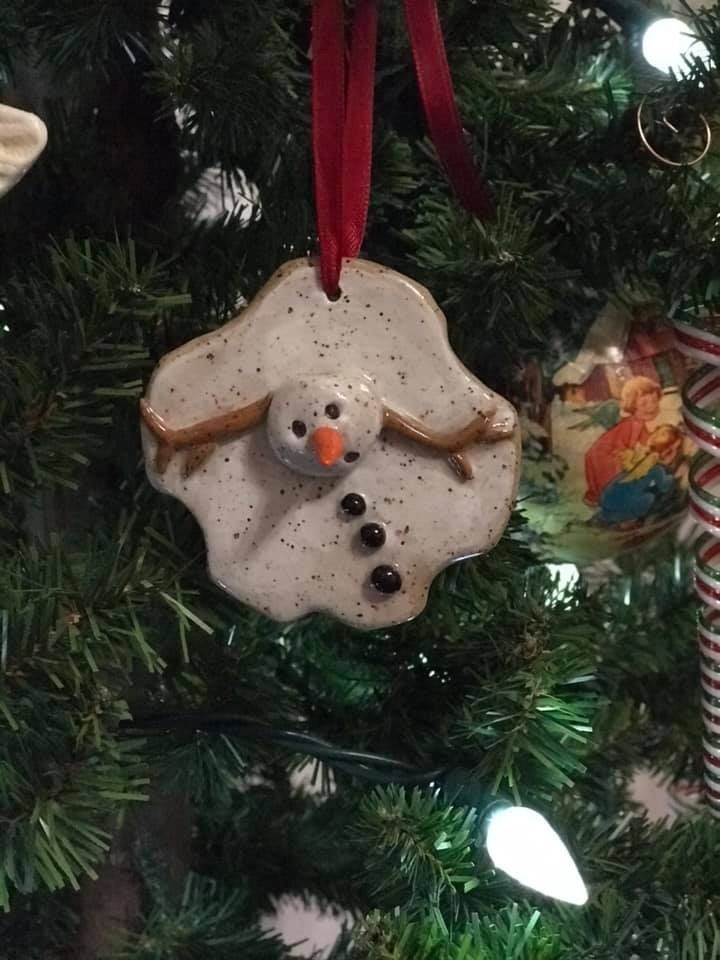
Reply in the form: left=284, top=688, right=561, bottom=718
left=140, top=258, right=520, bottom=628
left=0, top=104, right=47, bottom=198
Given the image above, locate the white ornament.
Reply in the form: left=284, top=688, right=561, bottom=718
left=0, top=104, right=47, bottom=198
left=140, top=258, right=519, bottom=629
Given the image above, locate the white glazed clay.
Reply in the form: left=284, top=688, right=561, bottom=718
left=0, top=104, right=47, bottom=198
left=141, top=258, right=520, bottom=629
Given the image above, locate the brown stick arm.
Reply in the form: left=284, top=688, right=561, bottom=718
left=383, top=406, right=514, bottom=482
left=139, top=394, right=272, bottom=450
left=382, top=406, right=513, bottom=453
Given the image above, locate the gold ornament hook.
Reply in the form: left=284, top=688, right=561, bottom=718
left=636, top=89, right=712, bottom=167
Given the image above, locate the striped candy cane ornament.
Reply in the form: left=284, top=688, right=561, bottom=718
left=674, top=320, right=720, bottom=815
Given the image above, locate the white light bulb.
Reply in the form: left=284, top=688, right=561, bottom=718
left=485, top=806, right=588, bottom=905
left=642, top=17, right=711, bottom=76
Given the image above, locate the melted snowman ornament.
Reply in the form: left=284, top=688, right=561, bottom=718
left=141, top=259, right=519, bottom=628
left=0, top=104, right=47, bottom=198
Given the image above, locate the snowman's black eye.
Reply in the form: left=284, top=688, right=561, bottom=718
left=292, top=420, right=307, bottom=437
left=344, top=451, right=359, bottom=463
left=325, top=403, right=341, bottom=419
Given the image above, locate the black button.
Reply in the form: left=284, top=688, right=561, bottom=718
left=341, top=493, right=366, bottom=516
left=371, top=565, right=402, bottom=594
left=360, top=523, right=386, bottom=549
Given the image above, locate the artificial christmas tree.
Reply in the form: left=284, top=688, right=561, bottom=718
left=2, top=1, right=720, bottom=958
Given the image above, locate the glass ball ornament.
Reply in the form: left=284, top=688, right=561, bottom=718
left=513, top=300, right=695, bottom=565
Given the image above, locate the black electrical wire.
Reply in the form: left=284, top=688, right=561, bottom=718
left=125, top=712, right=448, bottom=786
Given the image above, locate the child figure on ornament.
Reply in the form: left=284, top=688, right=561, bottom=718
left=583, top=375, right=662, bottom=506
left=596, top=423, right=683, bottom=526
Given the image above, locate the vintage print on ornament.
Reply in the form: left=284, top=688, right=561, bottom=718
left=140, top=258, right=520, bottom=628
left=516, top=300, right=694, bottom=564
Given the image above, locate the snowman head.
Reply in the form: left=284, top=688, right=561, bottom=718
left=267, top=374, right=384, bottom=478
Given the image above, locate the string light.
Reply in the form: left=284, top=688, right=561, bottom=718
left=484, top=804, right=588, bottom=905
left=642, top=18, right=711, bottom=76
left=131, top=713, right=589, bottom=905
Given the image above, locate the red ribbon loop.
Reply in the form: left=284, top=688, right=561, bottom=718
left=403, top=0, right=495, bottom=221
left=312, top=0, right=378, bottom=297
left=311, top=0, right=494, bottom=297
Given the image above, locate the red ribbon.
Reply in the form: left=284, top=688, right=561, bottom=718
left=403, top=0, right=495, bottom=222
left=312, top=0, right=378, bottom=297
left=311, top=0, right=493, bottom=297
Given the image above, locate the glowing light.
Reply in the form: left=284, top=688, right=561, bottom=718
left=642, top=18, right=711, bottom=76
left=546, top=563, right=580, bottom=596
left=485, top=805, right=588, bottom=905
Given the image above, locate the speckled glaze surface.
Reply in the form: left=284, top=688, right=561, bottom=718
left=141, top=258, right=520, bottom=629
left=0, top=104, right=47, bottom=198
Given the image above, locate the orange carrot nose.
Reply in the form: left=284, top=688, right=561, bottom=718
left=312, top=426, right=344, bottom=467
